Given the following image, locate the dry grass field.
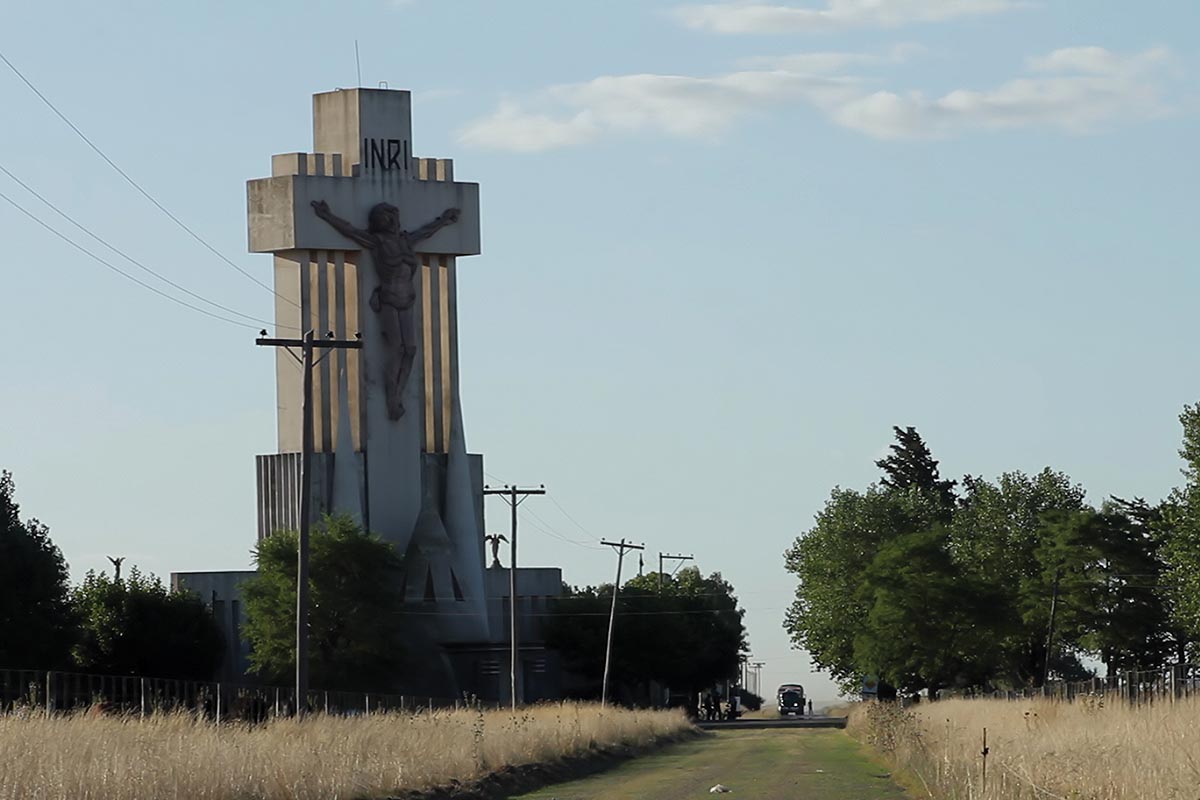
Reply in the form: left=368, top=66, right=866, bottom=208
left=0, top=703, right=690, bottom=800
left=848, top=696, right=1200, bottom=800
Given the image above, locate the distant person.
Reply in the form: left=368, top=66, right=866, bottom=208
left=807, top=699, right=814, bottom=716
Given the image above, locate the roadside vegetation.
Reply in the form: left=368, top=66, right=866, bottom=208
left=784, top=401, right=1200, bottom=698
left=0, top=471, right=223, bottom=679
left=849, top=697, right=1200, bottom=800
left=0, top=702, right=690, bottom=800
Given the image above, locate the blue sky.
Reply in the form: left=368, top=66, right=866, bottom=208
left=1, top=1, right=1196, bottom=701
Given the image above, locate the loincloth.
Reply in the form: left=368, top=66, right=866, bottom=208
left=369, top=286, right=416, bottom=312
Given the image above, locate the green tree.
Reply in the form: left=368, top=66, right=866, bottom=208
left=1161, top=403, right=1200, bottom=656
left=1032, top=507, right=1171, bottom=675
left=242, top=515, right=407, bottom=691
left=783, top=484, right=944, bottom=692
left=875, top=426, right=957, bottom=513
left=72, top=566, right=224, bottom=679
left=949, top=470, right=1087, bottom=686
left=0, top=471, right=76, bottom=669
left=854, top=526, right=1008, bottom=696
left=544, top=567, right=748, bottom=702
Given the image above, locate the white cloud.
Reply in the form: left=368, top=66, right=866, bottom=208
left=459, top=72, right=861, bottom=149
left=458, top=46, right=1172, bottom=151
left=837, top=47, right=1172, bottom=138
left=739, top=42, right=925, bottom=73
left=1027, top=45, right=1170, bottom=76
left=674, top=0, right=1026, bottom=34
left=458, top=102, right=599, bottom=152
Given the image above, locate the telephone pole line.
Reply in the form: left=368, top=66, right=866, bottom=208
left=657, top=552, right=694, bottom=592
left=1043, top=566, right=1062, bottom=686
left=483, top=483, right=545, bottom=710
left=256, top=329, right=361, bottom=716
left=600, top=538, right=645, bottom=707
left=751, top=661, right=765, bottom=698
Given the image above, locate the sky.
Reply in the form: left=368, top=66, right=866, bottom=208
left=1, top=0, right=1197, bottom=703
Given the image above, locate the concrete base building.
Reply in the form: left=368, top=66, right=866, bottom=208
left=173, top=87, right=561, bottom=704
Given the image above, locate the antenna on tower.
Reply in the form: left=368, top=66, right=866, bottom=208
left=355, top=40, right=363, bottom=87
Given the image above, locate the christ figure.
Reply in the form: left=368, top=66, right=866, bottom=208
left=311, top=199, right=460, bottom=419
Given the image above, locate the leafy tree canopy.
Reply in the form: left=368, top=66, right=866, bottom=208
left=0, top=471, right=76, bottom=669
left=1160, top=403, right=1200, bottom=655
left=72, top=567, right=224, bottom=680
left=783, top=484, right=944, bottom=692
left=545, top=566, right=748, bottom=701
left=854, top=526, right=1008, bottom=695
left=875, top=426, right=957, bottom=512
left=241, top=515, right=407, bottom=692
left=948, top=469, right=1088, bottom=686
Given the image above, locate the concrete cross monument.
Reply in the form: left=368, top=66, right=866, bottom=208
left=247, top=88, right=490, bottom=650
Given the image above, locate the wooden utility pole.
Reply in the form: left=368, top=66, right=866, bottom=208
left=601, top=538, right=645, bottom=707
left=483, top=483, right=545, bottom=710
left=657, top=552, right=693, bottom=592
left=1043, top=566, right=1062, bottom=687
left=256, top=329, right=361, bottom=716
left=751, top=661, right=764, bottom=698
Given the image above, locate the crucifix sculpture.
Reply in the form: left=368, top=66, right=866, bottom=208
left=311, top=200, right=460, bottom=419
left=247, top=87, right=483, bottom=556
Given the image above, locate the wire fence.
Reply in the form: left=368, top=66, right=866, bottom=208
left=965, top=663, right=1200, bottom=704
left=0, top=668, right=497, bottom=721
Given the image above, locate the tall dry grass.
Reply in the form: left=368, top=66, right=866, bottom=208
left=848, top=696, right=1200, bottom=800
left=0, top=703, right=690, bottom=800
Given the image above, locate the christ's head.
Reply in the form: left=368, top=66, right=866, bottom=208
left=367, top=202, right=400, bottom=234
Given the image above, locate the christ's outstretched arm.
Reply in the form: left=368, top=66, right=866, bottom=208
left=311, top=200, right=375, bottom=248
left=407, top=207, right=460, bottom=244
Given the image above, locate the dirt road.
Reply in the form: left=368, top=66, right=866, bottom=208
left=508, top=728, right=908, bottom=799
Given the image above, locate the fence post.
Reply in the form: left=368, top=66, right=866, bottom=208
left=365, top=693, right=370, bottom=714
left=274, top=687, right=280, bottom=717
left=216, top=683, right=222, bottom=725
left=44, top=671, right=52, bottom=717
left=324, top=691, right=329, bottom=715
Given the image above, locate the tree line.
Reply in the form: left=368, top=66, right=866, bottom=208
left=2, top=473, right=751, bottom=702
left=0, top=477, right=411, bottom=689
left=0, top=471, right=223, bottom=679
left=784, top=405, right=1200, bottom=698
left=543, top=567, right=749, bottom=706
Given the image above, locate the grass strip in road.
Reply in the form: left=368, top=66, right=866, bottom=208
left=510, top=728, right=908, bottom=800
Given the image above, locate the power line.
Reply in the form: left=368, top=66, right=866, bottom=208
left=0, top=47, right=299, bottom=310
left=486, top=471, right=602, bottom=550
left=0, top=187, right=260, bottom=330
left=0, top=162, right=294, bottom=331
left=521, top=507, right=604, bottom=550
left=549, top=495, right=597, bottom=539
left=384, top=607, right=752, bottom=617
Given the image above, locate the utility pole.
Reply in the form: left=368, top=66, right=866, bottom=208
left=1043, top=566, right=1062, bottom=687
left=600, top=538, right=645, bottom=707
left=483, top=483, right=545, bottom=710
left=256, top=329, right=362, bottom=716
left=657, top=552, right=694, bottom=592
